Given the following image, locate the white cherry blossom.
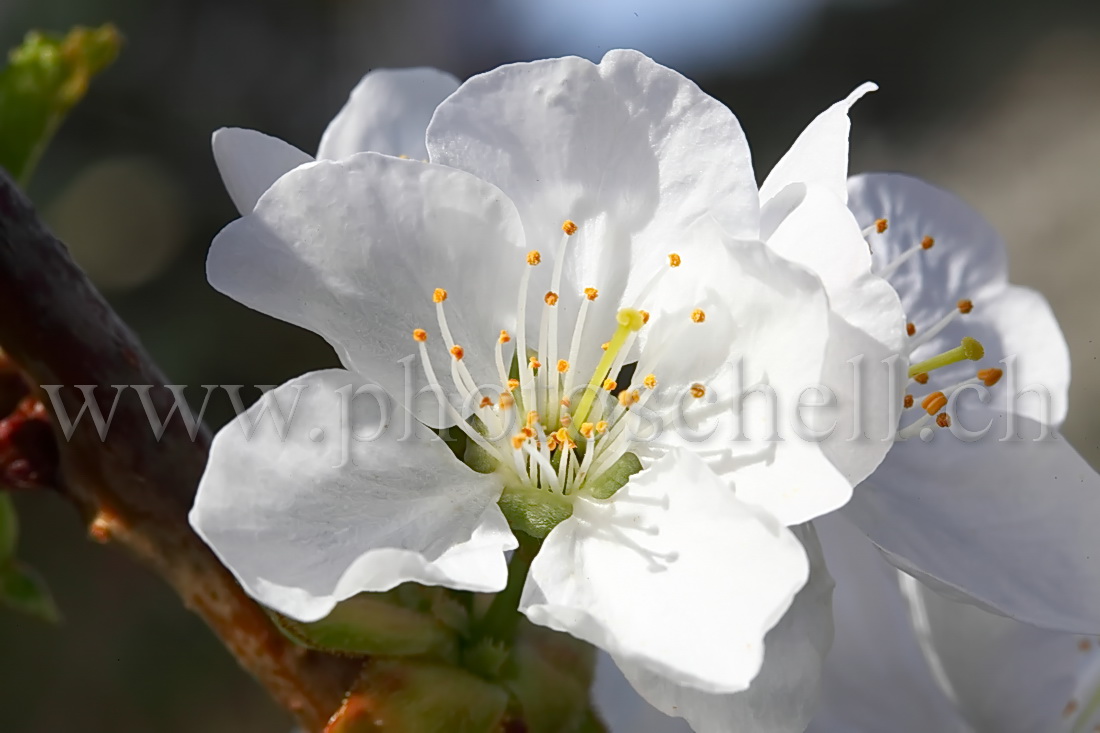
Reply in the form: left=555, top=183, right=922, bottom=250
left=191, top=50, right=907, bottom=729
left=845, top=173, right=1100, bottom=634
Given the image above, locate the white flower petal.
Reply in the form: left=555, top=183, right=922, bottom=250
left=847, top=173, right=1009, bottom=320
left=917, top=582, right=1085, bottom=733
left=849, top=175, right=1069, bottom=427
left=427, top=50, right=759, bottom=380
left=521, top=450, right=808, bottom=694
left=759, top=82, right=877, bottom=208
left=189, top=369, right=515, bottom=622
left=317, top=67, right=460, bottom=161
left=763, top=183, right=906, bottom=486
left=808, top=513, right=970, bottom=733
left=206, top=152, right=527, bottom=428
left=636, top=233, right=856, bottom=526
left=904, top=282, right=1069, bottom=430
left=610, top=524, right=833, bottom=733
left=211, top=127, right=313, bottom=215
left=847, top=413, right=1100, bottom=634
left=592, top=653, right=692, bottom=733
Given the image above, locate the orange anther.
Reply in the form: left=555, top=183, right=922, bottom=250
left=978, top=368, right=1003, bottom=387
left=922, top=391, right=947, bottom=415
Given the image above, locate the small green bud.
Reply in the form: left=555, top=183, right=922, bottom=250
left=269, top=592, right=457, bottom=658
left=327, top=660, right=508, bottom=733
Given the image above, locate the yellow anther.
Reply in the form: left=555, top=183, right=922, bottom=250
left=433, top=288, right=448, bottom=303
left=530, top=357, right=542, bottom=369
left=875, top=218, right=888, bottom=233
left=690, top=383, right=706, bottom=399
left=547, top=437, right=559, bottom=452
left=936, top=413, right=951, bottom=428
left=691, top=308, right=706, bottom=323
left=913, top=372, right=929, bottom=385
left=507, top=378, right=520, bottom=392
left=595, top=421, right=609, bottom=433
left=643, top=373, right=657, bottom=389
left=450, top=345, right=465, bottom=360
left=499, top=330, right=511, bottom=344
left=903, top=394, right=914, bottom=409
left=412, top=328, right=428, bottom=342
left=511, top=434, right=527, bottom=450
left=554, top=427, right=570, bottom=443
left=521, top=427, right=535, bottom=438
left=603, top=379, right=617, bottom=391
left=580, top=422, right=595, bottom=439
left=908, top=337, right=984, bottom=378
left=557, top=359, right=570, bottom=373
left=479, top=396, right=493, bottom=408
left=499, top=393, right=515, bottom=409
left=639, top=309, right=650, bottom=324
left=978, top=368, right=1003, bottom=387
left=584, top=287, right=599, bottom=301
left=526, top=411, right=539, bottom=428
left=668, top=253, right=682, bottom=267
left=545, top=291, right=559, bottom=306
left=527, top=250, right=542, bottom=266
left=922, top=391, right=947, bottom=415
left=600, top=342, right=610, bottom=351
left=562, top=219, right=578, bottom=235
left=957, top=299, right=973, bottom=314
left=618, top=389, right=640, bottom=407
left=906, top=322, right=916, bottom=336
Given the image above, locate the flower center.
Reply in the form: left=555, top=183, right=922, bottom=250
left=866, top=220, right=1004, bottom=441
left=410, top=220, right=706, bottom=536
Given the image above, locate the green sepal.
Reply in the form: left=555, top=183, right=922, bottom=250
left=502, top=638, right=594, bottom=733
left=586, top=451, right=642, bottom=500
left=269, top=592, right=457, bottom=658
left=0, top=24, right=121, bottom=183
left=0, top=493, right=16, bottom=561
left=0, top=560, right=60, bottom=623
left=498, top=484, right=573, bottom=539
left=327, top=659, right=508, bottom=733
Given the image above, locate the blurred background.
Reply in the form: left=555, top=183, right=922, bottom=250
left=2, top=0, right=1099, bottom=730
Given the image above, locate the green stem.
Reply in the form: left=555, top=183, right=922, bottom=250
left=475, top=531, right=540, bottom=645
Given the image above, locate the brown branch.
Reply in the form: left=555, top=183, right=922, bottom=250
left=0, top=168, right=360, bottom=731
